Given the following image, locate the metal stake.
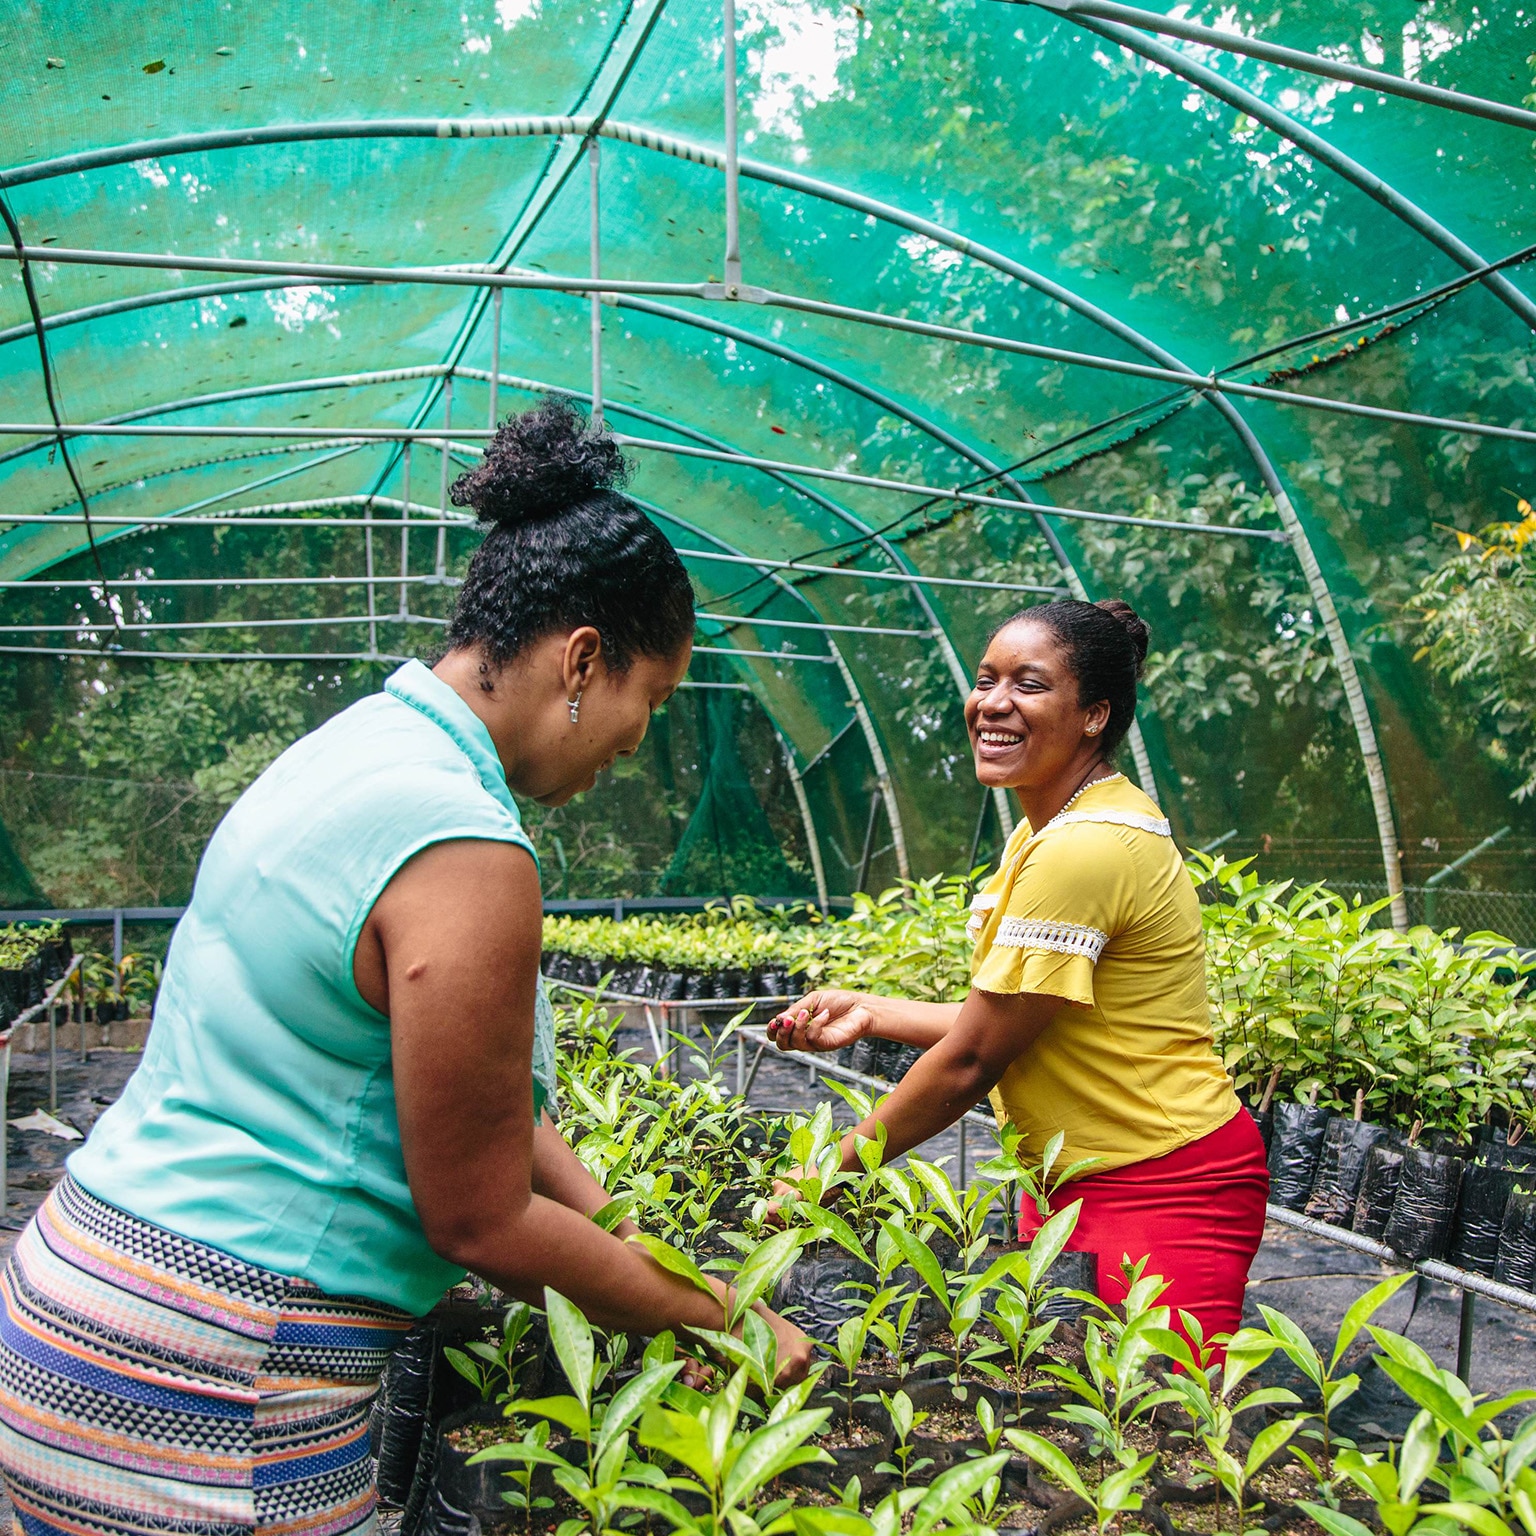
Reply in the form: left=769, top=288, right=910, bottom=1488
left=398, top=444, right=411, bottom=618
left=363, top=496, right=378, bottom=657
left=0, top=1035, right=10, bottom=1212
left=589, top=139, right=603, bottom=427
left=722, top=0, right=741, bottom=290
left=958, top=1117, right=968, bottom=1188
left=736, top=1032, right=746, bottom=1095
left=436, top=378, right=452, bottom=579
left=48, top=1005, right=57, bottom=1111
left=742, top=1040, right=770, bottom=1097
left=489, top=286, right=502, bottom=429
left=1457, top=1290, right=1476, bottom=1385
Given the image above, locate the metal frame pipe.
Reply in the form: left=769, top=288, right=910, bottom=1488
left=698, top=610, right=932, bottom=638
left=590, top=138, right=604, bottom=427
left=0, top=431, right=1280, bottom=538
left=722, top=0, right=742, bottom=290
left=1018, top=0, right=1536, bottom=132
left=1068, top=17, right=1536, bottom=334
left=0, top=250, right=1524, bottom=450
left=0, top=244, right=708, bottom=299
left=612, top=434, right=1286, bottom=540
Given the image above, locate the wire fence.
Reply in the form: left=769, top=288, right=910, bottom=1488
left=1336, top=883, right=1536, bottom=948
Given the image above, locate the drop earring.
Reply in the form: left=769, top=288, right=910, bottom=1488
left=568, top=690, right=583, bottom=725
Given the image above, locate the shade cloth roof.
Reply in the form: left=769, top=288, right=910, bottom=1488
left=1, top=0, right=1533, bottom=916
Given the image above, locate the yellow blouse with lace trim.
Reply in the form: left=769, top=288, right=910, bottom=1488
left=970, top=774, right=1237, bottom=1175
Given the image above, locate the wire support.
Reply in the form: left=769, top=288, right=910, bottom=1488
left=1018, top=0, right=1536, bottom=133
left=612, top=436, right=1287, bottom=540
left=0, top=201, right=120, bottom=639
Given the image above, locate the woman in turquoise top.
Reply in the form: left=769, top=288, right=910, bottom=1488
left=0, top=401, right=811, bottom=1536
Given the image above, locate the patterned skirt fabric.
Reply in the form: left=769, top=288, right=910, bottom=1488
left=0, top=1175, right=415, bottom=1536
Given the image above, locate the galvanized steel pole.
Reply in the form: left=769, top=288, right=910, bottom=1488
left=722, top=0, right=742, bottom=291
left=590, top=139, right=604, bottom=428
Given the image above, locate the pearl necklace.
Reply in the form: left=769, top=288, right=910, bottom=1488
left=1041, top=770, right=1123, bottom=834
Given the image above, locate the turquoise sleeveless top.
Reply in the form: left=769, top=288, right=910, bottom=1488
left=69, top=661, right=557, bottom=1314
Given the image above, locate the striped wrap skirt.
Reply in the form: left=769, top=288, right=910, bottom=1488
left=0, top=1175, right=416, bottom=1535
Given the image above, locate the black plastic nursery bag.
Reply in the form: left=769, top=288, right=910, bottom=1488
left=1352, top=1141, right=1406, bottom=1240
left=1381, top=1146, right=1464, bottom=1262
left=1450, top=1163, right=1519, bottom=1278
left=1495, top=1190, right=1536, bottom=1292
left=1267, top=1102, right=1333, bottom=1211
left=1304, top=1118, right=1392, bottom=1227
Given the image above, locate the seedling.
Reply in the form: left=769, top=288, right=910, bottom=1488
left=1006, top=1427, right=1156, bottom=1535
left=444, top=1299, right=537, bottom=1404
left=875, top=1388, right=933, bottom=1486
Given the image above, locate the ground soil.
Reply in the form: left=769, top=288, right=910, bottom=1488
left=816, top=1418, right=885, bottom=1451
left=912, top=1404, right=991, bottom=1444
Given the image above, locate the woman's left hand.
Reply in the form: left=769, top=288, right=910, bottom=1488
left=767, top=990, right=875, bottom=1053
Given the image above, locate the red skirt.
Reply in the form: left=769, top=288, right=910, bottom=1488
left=1017, top=1109, right=1268, bottom=1346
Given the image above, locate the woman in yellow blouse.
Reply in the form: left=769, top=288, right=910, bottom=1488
left=767, top=599, right=1268, bottom=1340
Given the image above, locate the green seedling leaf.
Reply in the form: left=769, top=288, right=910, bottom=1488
left=1298, top=1504, right=1377, bottom=1536
left=1004, top=1428, right=1091, bottom=1503
left=798, top=1203, right=867, bottom=1265
left=730, top=1227, right=808, bottom=1326
left=1026, top=1199, right=1082, bottom=1285
left=1399, top=1409, right=1441, bottom=1500
left=1422, top=1505, right=1518, bottom=1536
left=879, top=1220, right=946, bottom=1303
left=590, top=1195, right=636, bottom=1232
left=1332, top=1272, right=1414, bottom=1368
left=596, top=1360, right=684, bottom=1458
left=542, top=1288, right=596, bottom=1416
left=501, top=1393, right=591, bottom=1438
left=1373, top=1357, right=1478, bottom=1443
left=1244, top=1416, right=1305, bottom=1479
left=910, top=1452, right=1010, bottom=1535
left=723, top=1407, right=833, bottom=1510
left=628, top=1232, right=718, bottom=1302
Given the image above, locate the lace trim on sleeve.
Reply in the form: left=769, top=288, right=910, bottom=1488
left=966, top=891, right=999, bottom=939
left=992, top=917, right=1109, bottom=962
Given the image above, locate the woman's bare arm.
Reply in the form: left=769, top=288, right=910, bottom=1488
left=532, top=1113, right=639, bottom=1239
left=360, top=838, right=806, bottom=1370
left=767, top=991, right=962, bottom=1053
left=837, top=988, right=1061, bottom=1168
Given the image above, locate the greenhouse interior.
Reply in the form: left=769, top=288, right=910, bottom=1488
left=1, top=2, right=1536, bottom=1535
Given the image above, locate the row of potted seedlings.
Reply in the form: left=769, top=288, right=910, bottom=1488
left=540, top=950, right=804, bottom=1003
left=375, top=996, right=1536, bottom=1536
left=0, top=921, right=73, bottom=1025
left=1261, top=1096, right=1536, bottom=1291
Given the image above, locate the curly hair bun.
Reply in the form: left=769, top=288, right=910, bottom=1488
left=1094, top=598, right=1150, bottom=671
left=450, top=396, right=630, bottom=527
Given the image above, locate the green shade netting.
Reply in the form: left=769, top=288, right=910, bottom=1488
left=659, top=686, right=814, bottom=898
left=0, top=0, right=1533, bottom=917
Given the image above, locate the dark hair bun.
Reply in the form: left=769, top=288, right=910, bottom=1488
left=450, top=395, right=630, bottom=527
left=1094, top=598, right=1150, bottom=673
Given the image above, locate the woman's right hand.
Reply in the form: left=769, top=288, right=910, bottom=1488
left=758, top=1303, right=816, bottom=1386
left=766, top=990, right=876, bottom=1053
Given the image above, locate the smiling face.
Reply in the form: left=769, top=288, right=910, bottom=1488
left=963, top=618, right=1111, bottom=791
